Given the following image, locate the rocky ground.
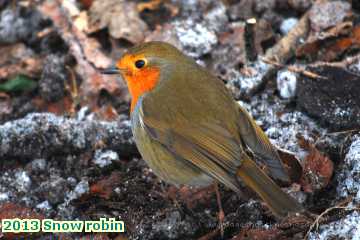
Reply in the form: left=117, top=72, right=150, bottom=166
left=0, top=0, right=360, bottom=239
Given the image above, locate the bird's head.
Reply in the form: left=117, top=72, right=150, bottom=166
left=102, top=41, right=188, bottom=112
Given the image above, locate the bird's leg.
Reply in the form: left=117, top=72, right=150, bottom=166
left=214, top=182, right=225, bottom=238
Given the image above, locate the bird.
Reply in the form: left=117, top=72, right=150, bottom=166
left=101, top=41, right=304, bottom=221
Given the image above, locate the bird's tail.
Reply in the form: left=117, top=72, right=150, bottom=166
left=237, top=156, right=304, bottom=218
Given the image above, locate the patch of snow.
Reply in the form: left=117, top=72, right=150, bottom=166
left=36, top=200, right=52, bottom=211
left=76, top=106, right=90, bottom=121
left=67, top=179, right=89, bottom=201
left=203, top=2, right=228, bottom=33
left=0, top=192, right=9, bottom=202
left=14, top=170, right=31, bottom=192
left=93, top=149, right=119, bottom=168
left=308, top=211, right=360, bottom=240
left=228, top=61, right=270, bottom=98
left=174, top=19, right=217, bottom=58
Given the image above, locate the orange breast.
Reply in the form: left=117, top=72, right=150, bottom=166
left=124, top=67, right=160, bottom=112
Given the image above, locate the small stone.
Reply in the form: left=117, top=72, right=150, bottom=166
left=0, top=192, right=9, bottom=202
left=280, top=18, right=299, bottom=35
left=276, top=70, right=297, bottom=98
left=29, top=158, right=47, bottom=173
left=36, top=200, right=52, bottom=211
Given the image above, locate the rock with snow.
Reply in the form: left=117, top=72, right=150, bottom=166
left=309, top=211, right=360, bottom=240
left=336, top=135, right=360, bottom=203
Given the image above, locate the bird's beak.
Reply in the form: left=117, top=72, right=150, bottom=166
left=100, top=66, right=121, bottom=75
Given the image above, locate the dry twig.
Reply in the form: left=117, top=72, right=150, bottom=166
left=303, top=198, right=360, bottom=239
left=261, top=57, right=327, bottom=79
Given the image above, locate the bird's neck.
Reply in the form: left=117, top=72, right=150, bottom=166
left=125, top=68, right=160, bottom=112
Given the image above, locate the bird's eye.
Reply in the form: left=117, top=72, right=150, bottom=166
left=135, top=59, right=146, bottom=69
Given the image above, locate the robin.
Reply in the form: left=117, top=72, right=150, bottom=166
left=102, top=41, right=303, bottom=223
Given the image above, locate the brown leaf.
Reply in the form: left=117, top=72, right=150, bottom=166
left=233, top=227, right=283, bottom=240
left=0, top=43, right=43, bottom=79
left=0, top=92, right=12, bottom=116
left=90, top=171, right=122, bottom=199
left=277, top=148, right=303, bottom=183
left=78, top=0, right=93, bottom=9
left=80, top=233, right=111, bottom=240
left=98, top=104, right=119, bottom=121
left=137, top=0, right=163, bottom=12
left=254, top=19, right=276, bottom=55
left=175, top=185, right=214, bottom=209
left=298, top=136, right=334, bottom=193
left=218, top=24, right=244, bottom=45
left=88, top=0, right=148, bottom=43
left=322, top=25, right=360, bottom=61
left=296, top=21, right=353, bottom=59
left=0, top=203, right=44, bottom=239
left=32, top=96, right=74, bottom=115
left=38, top=1, right=126, bottom=101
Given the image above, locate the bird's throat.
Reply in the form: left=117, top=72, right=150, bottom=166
left=125, top=68, right=160, bottom=112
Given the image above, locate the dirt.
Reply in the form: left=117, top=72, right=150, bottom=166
left=0, top=0, right=359, bottom=239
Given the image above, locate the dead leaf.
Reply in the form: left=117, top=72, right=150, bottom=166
left=168, top=185, right=214, bottom=209
left=90, top=171, right=122, bottom=199
left=322, top=25, right=360, bottom=61
left=97, top=104, right=119, bottom=121
left=88, top=0, right=148, bottom=43
left=38, top=1, right=126, bottom=102
left=0, top=203, right=44, bottom=239
left=32, top=96, right=74, bottom=115
left=233, top=227, right=282, bottom=240
left=0, top=43, right=43, bottom=79
left=298, top=136, right=334, bottom=193
left=277, top=148, right=303, bottom=183
left=255, top=19, right=276, bottom=54
left=0, top=92, right=12, bottom=116
left=137, top=0, right=162, bottom=12
left=219, top=24, right=244, bottom=45
left=296, top=21, right=360, bottom=61
left=80, top=234, right=111, bottom=240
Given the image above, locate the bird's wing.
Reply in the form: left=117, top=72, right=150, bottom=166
left=137, top=99, right=243, bottom=193
left=236, top=103, right=289, bottom=182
